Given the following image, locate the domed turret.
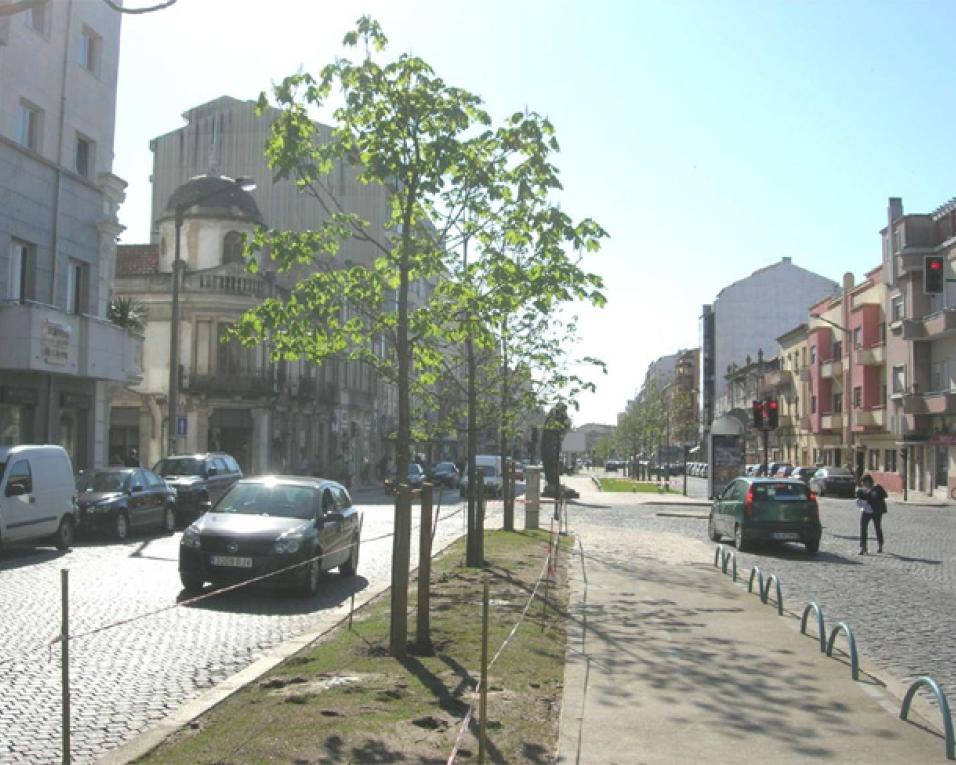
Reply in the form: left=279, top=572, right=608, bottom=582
left=165, top=174, right=262, bottom=224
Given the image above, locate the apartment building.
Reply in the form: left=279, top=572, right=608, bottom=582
left=882, top=197, right=956, bottom=501
left=770, top=324, right=808, bottom=466
left=0, top=0, right=141, bottom=469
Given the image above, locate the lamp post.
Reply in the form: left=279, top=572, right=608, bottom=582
left=810, top=312, right=854, bottom=473
left=166, top=175, right=256, bottom=457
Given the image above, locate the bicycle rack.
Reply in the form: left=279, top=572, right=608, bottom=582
left=721, top=549, right=737, bottom=581
left=762, top=573, right=783, bottom=616
left=800, top=602, right=826, bottom=653
left=826, top=622, right=860, bottom=681
left=747, top=566, right=763, bottom=596
left=714, top=544, right=724, bottom=568
left=900, top=676, right=955, bottom=761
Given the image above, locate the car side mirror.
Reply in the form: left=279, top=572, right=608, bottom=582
left=5, top=482, right=27, bottom=497
left=199, top=500, right=213, bottom=514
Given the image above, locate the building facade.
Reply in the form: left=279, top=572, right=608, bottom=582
left=0, top=0, right=141, bottom=469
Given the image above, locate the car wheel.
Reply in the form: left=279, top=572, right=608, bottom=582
left=734, top=523, right=750, bottom=553
left=301, top=556, right=321, bottom=596
left=163, top=505, right=176, bottom=534
left=707, top=513, right=721, bottom=542
left=179, top=572, right=204, bottom=595
left=805, top=539, right=820, bottom=555
left=340, top=535, right=360, bottom=576
left=54, top=516, right=75, bottom=550
left=114, top=512, right=130, bottom=541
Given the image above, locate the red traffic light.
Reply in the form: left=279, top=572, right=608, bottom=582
left=768, top=400, right=778, bottom=410
left=930, top=259, right=943, bottom=271
left=925, top=255, right=945, bottom=294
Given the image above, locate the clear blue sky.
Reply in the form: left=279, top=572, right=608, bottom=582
left=113, top=0, right=956, bottom=427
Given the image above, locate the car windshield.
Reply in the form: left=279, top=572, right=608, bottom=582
left=435, top=462, right=455, bottom=472
left=77, top=471, right=130, bottom=493
left=215, top=483, right=316, bottom=519
left=409, top=464, right=424, bottom=476
left=155, top=458, right=203, bottom=476
left=753, top=482, right=810, bottom=501
left=827, top=468, right=853, bottom=477
left=479, top=465, right=497, bottom=478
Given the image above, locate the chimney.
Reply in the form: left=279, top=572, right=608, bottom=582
left=888, top=197, right=903, bottom=222
left=843, top=272, right=855, bottom=292
left=781, top=256, right=792, bottom=264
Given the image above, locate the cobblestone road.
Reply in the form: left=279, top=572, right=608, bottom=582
left=569, top=473, right=956, bottom=710
left=0, top=488, right=494, bottom=764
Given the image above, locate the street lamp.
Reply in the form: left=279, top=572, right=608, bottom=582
left=166, top=174, right=256, bottom=456
left=810, top=311, right=855, bottom=472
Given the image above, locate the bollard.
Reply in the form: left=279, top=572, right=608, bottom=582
left=826, top=622, right=860, bottom=681
left=801, top=602, right=826, bottom=653
left=416, top=484, right=433, bottom=650
left=900, top=676, right=955, bottom=760
left=524, top=466, right=540, bottom=529
left=478, top=578, right=489, bottom=764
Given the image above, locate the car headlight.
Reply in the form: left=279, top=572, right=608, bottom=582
left=181, top=525, right=202, bottom=549
left=272, top=535, right=302, bottom=555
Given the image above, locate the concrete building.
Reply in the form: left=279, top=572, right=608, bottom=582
left=772, top=323, right=810, bottom=466
left=882, top=196, right=956, bottom=501
left=0, top=0, right=141, bottom=469
left=699, top=257, right=839, bottom=453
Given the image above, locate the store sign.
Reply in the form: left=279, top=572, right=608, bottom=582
left=41, top=320, right=71, bottom=367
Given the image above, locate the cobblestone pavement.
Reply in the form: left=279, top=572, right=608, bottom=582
left=568, top=473, right=956, bottom=709
left=0, top=489, right=496, bottom=764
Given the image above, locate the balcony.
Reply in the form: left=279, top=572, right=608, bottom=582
left=799, top=367, right=811, bottom=382
left=764, top=369, right=794, bottom=390
left=855, top=344, right=885, bottom=366
left=183, top=371, right=280, bottom=396
left=901, top=308, right=956, bottom=342
left=854, top=406, right=886, bottom=428
left=0, top=300, right=142, bottom=384
left=820, top=358, right=843, bottom=379
left=800, top=416, right=812, bottom=431
left=902, top=391, right=956, bottom=415
left=820, top=412, right=843, bottom=430
left=777, top=414, right=796, bottom=429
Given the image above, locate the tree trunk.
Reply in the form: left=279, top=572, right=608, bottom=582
left=500, top=321, right=514, bottom=531
left=466, top=326, right=480, bottom=566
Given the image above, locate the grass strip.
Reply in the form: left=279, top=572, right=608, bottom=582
left=598, top=477, right=675, bottom=493
left=140, top=529, right=570, bottom=764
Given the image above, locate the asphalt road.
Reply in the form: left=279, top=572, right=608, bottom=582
left=573, top=472, right=956, bottom=714
left=0, top=486, right=488, bottom=764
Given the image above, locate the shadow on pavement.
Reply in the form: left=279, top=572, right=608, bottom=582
left=177, top=573, right=370, bottom=616
left=0, top=544, right=67, bottom=572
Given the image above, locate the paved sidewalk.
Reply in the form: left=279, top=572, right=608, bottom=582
left=556, top=520, right=950, bottom=763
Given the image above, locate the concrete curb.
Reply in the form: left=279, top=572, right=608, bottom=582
left=98, top=527, right=468, bottom=764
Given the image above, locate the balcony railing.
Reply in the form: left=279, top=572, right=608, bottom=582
left=855, top=344, right=885, bottom=366
left=821, top=412, right=843, bottom=430
left=764, top=369, right=795, bottom=390
left=854, top=406, right=886, bottom=427
left=183, top=372, right=279, bottom=396
left=901, top=308, right=956, bottom=342
left=820, top=358, right=843, bottom=379
left=903, top=391, right=956, bottom=415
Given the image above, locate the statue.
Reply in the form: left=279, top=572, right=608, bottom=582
left=541, top=403, right=570, bottom=498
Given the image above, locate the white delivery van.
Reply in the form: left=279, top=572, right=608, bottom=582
left=0, top=445, right=77, bottom=551
left=460, top=455, right=503, bottom=498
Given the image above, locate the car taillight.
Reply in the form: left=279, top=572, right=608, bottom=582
left=806, top=489, right=820, bottom=521
left=743, top=486, right=754, bottom=519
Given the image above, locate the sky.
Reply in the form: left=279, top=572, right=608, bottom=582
left=112, top=0, right=956, bottom=428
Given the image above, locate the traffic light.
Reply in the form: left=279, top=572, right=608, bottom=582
left=752, top=400, right=764, bottom=429
left=925, top=255, right=945, bottom=294
left=766, top=398, right=779, bottom=429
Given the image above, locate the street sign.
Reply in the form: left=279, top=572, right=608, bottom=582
left=176, top=416, right=187, bottom=436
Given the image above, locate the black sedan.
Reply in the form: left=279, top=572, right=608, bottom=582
left=75, top=467, right=177, bottom=540
left=808, top=466, right=857, bottom=498
left=429, top=461, right=460, bottom=489
left=178, top=476, right=362, bottom=596
left=384, top=464, right=426, bottom=495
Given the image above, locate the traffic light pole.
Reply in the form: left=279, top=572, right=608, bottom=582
left=762, top=428, right=769, bottom=475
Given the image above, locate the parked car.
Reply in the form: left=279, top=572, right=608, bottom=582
left=0, top=444, right=76, bottom=551
left=707, top=477, right=821, bottom=554
left=178, top=476, right=361, bottom=596
left=744, top=464, right=760, bottom=477
left=511, top=461, right=525, bottom=481
left=459, top=464, right=504, bottom=498
left=153, top=452, right=243, bottom=524
left=808, top=466, right=857, bottom=498
left=604, top=460, right=619, bottom=473
left=790, top=466, right=816, bottom=484
left=771, top=464, right=794, bottom=478
left=429, top=461, right=460, bottom=489
left=384, top=463, right=426, bottom=495
left=75, top=467, right=177, bottom=540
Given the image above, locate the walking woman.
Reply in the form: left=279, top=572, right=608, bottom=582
left=856, top=474, right=888, bottom=554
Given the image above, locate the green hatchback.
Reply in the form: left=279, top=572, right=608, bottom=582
left=708, top=477, right=821, bottom=554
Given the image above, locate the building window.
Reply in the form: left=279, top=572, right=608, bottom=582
left=66, top=260, right=88, bottom=314
left=26, top=1, right=48, bottom=35
left=853, top=327, right=862, bottom=349
left=853, top=386, right=862, bottom=409
left=892, top=365, right=906, bottom=395
left=868, top=449, right=879, bottom=470
left=885, top=449, right=897, bottom=473
left=810, top=345, right=816, bottom=364
left=222, top=231, right=244, bottom=265
left=879, top=322, right=886, bottom=344
left=74, top=134, right=94, bottom=178
left=832, top=340, right=842, bottom=360
left=891, top=295, right=904, bottom=322
left=79, top=26, right=101, bottom=75
left=833, top=393, right=843, bottom=413
left=811, top=395, right=817, bottom=414
left=17, top=99, right=43, bottom=152
left=931, top=361, right=948, bottom=393
left=881, top=384, right=887, bottom=406
left=8, top=239, right=37, bottom=301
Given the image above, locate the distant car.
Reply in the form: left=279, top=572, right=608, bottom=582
left=384, top=463, right=426, bottom=495
left=178, top=476, right=361, bottom=596
left=511, top=461, right=525, bottom=481
left=790, top=466, right=816, bottom=484
left=459, top=464, right=503, bottom=498
left=153, top=452, right=243, bottom=524
left=808, top=467, right=857, bottom=498
left=744, top=464, right=760, bottom=477
left=0, top=444, right=77, bottom=551
left=771, top=464, right=794, bottom=478
left=604, top=460, right=619, bottom=473
left=75, top=467, right=177, bottom=540
left=708, top=477, right=821, bottom=554
left=429, top=461, right=460, bottom=489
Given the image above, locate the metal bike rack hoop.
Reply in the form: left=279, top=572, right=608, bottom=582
left=714, top=544, right=724, bottom=568
left=800, top=602, right=826, bottom=653
left=747, top=566, right=763, bottom=596
left=900, top=676, right=955, bottom=761
left=826, top=622, right=860, bottom=681
left=762, top=573, right=783, bottom=615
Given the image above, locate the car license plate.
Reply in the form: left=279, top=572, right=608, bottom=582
left=210, top=554, right=253, bottom=568
left=772, top=532, right=800, bottom=541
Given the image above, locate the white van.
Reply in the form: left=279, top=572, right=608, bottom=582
left=460, top=455, right=503, bottom=498
left=0, top=445, right=77, bottom=551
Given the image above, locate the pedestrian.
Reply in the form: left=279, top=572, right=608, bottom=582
left=123, top=448, right=140, bottom=468
left=856, top=473, right=888, bottom=554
